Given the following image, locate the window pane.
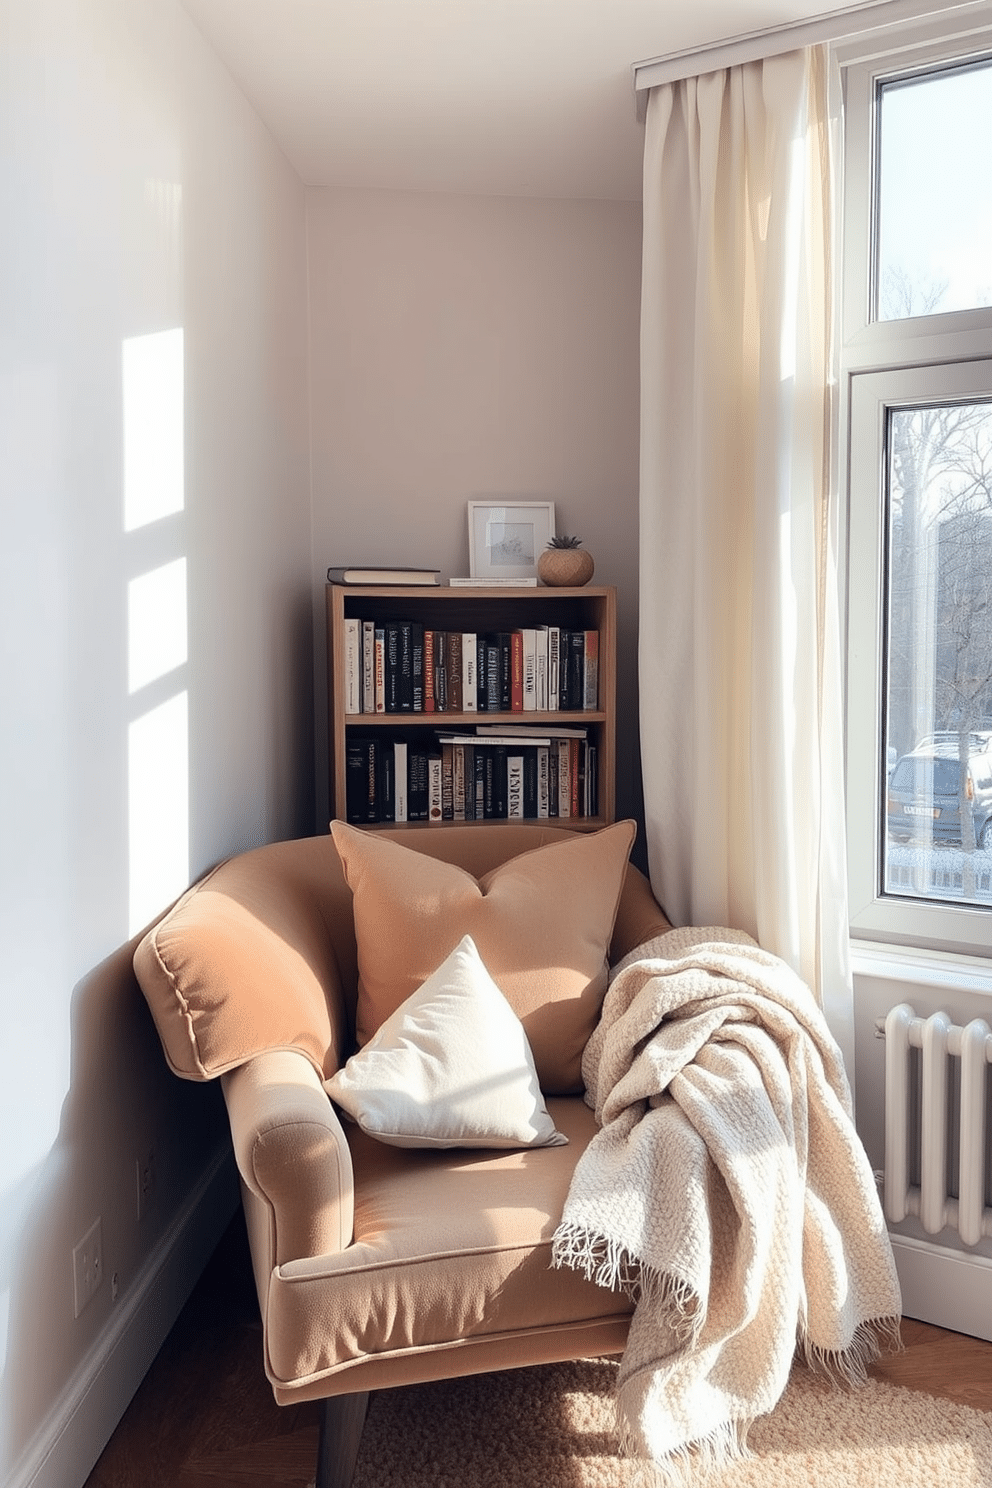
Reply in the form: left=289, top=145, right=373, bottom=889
left=876, top=59, right=992, bottom=320
left=884, top=400, right=992, bottom=905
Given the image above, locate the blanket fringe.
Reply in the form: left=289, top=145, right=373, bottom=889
left=615, top=1414, right=752, bottom=1488
left=552, top=1224, right=700, bottom=1344
left=799, top=1314, right=903, bottom=1386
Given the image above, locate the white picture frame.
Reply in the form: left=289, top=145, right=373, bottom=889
left=468, top=501, right=556, bottom=581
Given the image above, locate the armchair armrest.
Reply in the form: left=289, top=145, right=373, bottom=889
left=222, top=1050, right=354, bottom=1267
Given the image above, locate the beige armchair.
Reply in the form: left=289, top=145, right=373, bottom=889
left=134, top=823, right=671, bottom=1488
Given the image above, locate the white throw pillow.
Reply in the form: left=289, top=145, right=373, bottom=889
left=324, top=935, right=567, bottom=1149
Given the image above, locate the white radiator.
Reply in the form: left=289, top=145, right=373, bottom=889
left=881, top=1004, right=992, bottom=1247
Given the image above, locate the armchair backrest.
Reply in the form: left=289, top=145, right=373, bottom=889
left=133, top=826, right=670, bottom=1087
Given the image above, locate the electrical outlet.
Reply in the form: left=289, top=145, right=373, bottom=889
left=72, top=1218, right=103, bottom=1318
left=136, top=1147, right=156, bottom=1221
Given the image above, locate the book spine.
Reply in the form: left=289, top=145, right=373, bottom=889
left=567, top=630, right=585, bottom=712
left=507, top=754, right=525, bottom=819
left=378, top=739, right=394, bottom=821
left=453, top=743, right=466, bottom=820
left=492, top=744, right=508, bottom=817
left=441, top=743, right=454, bottom=821
left=398, top=620, right=414, bottom=712
left=522, top=628, right=537, bottom=712
left=534, top=626, right=548, bottom=711
left=409, top=748, right=429, bottom=821
left=485, top=637, right=501, bottom=711
left=427, top=753, right=443, bottom=823
left=344, top=618, right=361, bottom=714
left=362, top=620, right=375, bottom=714
left=499, top=634, right=512, bottom=711
left=570, top=737, right=580, bottom=817
left=394, top=739, right=408, bottom=823
left=523, top=748, right=538, bottom=818
left=482, top=747, right=496, bottom=819
left=435, top=630, right=448, bottom=712
left=475, top=749, right=487, bottom=821
left=510, top=631, right=524, bottom=712
left=366, top=738, right=379, bottom=821
left=374, top=627, right=386, bottom=713
left=557, top=738, right=570, bottom=819
left=411, top=622, right=424, bottom=712
left=385, top=624, right=400, bottom=712
left=477, top=636, right=487, bottom=711
left=423, top=628, right=436, bottom=713
left=345, top=739, right=367, bottom=823
left=448, top=631, right=463, bottom=712
left=548, top=626, right=560, bottom=712
left=537, top=745, right=550, bottom=819
left=462, top=744, right=475, bottom=820
left=583, top=629, right=598, bottom=711
left=462, top=633, right=477, bottom=712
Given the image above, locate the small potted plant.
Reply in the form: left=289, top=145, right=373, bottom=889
left=537, top=534, right=595, bottom=588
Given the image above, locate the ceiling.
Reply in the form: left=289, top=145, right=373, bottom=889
left=180, top=0, right=879, bottom=201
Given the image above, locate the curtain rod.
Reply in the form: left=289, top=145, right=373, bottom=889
left=631, top=0, right=985, bottom=111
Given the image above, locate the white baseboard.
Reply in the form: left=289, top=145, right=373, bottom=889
left=10, top=1145, right=240, bottom=1488
left=892, top=1234, right=992, bottom=1341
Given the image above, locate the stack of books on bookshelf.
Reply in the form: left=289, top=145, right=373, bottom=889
left=327, top=565, right=441, bottom=586
left=342, top=619, right=599, bottom=715
left=345, top=725, right=598, bottom=825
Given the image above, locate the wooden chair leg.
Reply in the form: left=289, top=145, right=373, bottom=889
left=315, top=1391, right=370, bottom=1488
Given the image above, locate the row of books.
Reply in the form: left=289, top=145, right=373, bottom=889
left=343, top=620, right=598, bottom=715
left=345, top=727, right=598, bottom=824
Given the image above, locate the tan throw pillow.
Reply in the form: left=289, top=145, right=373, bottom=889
left=330, top=818, right=636, bottom=1094
left=325, top=936, right=567, bottom=1149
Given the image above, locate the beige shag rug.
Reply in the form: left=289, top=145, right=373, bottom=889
left=351, top=1357, right=992, bottom=1488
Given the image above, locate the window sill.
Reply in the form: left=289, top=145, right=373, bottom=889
left=850, top=938, right=992, bottom=999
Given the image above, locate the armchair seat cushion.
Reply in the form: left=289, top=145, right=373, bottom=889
left=263, top=1096, right=633, bottom=1396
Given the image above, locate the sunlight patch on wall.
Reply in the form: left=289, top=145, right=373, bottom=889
left=124, top=322, right=189, bottom=935
left=128, top=692, right=189, bottom=936
left=128, top=557, right=187, bottom=694
left=123, top=327, right=184, bottom=531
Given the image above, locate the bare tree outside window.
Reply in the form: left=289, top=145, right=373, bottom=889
left=884, top=399, right=992, bottom=899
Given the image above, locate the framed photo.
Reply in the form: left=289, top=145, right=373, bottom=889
left=468, top=501, right=556, bottom=581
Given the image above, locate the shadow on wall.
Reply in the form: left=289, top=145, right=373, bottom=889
left=1, top=935, right=231, bottom=1480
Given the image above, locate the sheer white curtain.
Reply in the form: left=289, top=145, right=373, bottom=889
left=639, top=46, right=853, bottom=1061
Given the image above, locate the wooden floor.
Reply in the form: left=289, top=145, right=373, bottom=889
left=84, top=1213, right=992, bottom=1488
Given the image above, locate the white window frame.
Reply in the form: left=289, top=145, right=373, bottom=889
left=837, top=7, right=992, bottom=955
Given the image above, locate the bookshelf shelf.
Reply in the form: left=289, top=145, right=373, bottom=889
left=326, top=583, right=617, bottom=831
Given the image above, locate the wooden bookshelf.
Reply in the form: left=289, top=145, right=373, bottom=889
left=326, top=583, right=617, bottom=831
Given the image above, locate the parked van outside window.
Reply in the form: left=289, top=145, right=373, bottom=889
left=887, top=740, right=992, bottom=850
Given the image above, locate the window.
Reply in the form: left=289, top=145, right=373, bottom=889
left=840, top=10, right=992, bottom=954
left=876, top=59, right=992, bottom=321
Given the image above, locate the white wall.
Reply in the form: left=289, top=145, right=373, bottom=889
left=306, top=186, right=646, bottom=844
left=0, top=3, right=311, bottom=1483
left=852, top=958, right=992, bottom=1338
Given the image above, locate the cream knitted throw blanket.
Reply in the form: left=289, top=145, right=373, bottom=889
left=551, top=926, right=901, bottom=1481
